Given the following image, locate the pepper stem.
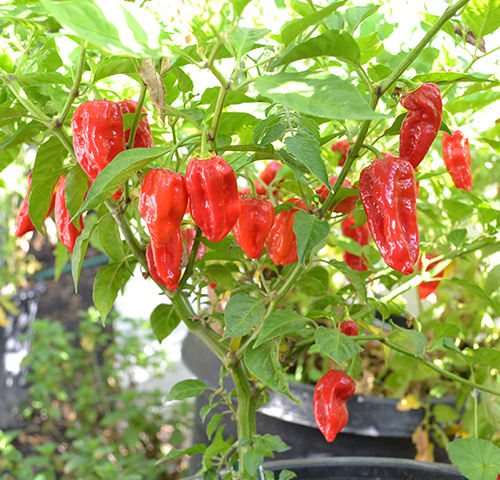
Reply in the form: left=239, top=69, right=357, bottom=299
left=199, top=123, right=211, bottom=159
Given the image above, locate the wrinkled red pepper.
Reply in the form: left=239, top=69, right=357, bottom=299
left=359, top=157, right=419, bottom=275
left=185, top=155, right=240, bottom=242
left=314, top=370, right=355, bottom=443
left=316, top=176, right=358, bottom=215
left=266, top=198, right=308, bottom=266
left=139, top=168, right=188, bottom=247
left=146, top=229, right=183, bottom=291
left=331, top=139, right=349, bottom=166
left=418, top=254, right=445, bottom=300
left=441, top=130, right=472, bottom=191
left=338, top=320, right=359, bottom=336
left=399, top=83, right=442, bottom=169
left=341, top=215, right=370, bottom=272
left=182, top=228, right=207, bottom=260
left=119, top=99, right=154, bottom=148
left=233, top=196, right=275, bottom=259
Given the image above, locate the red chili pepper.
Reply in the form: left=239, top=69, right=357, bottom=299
left=266, top=198, right=308, bottom=266
left=338, top=320, right=359, bottom=336
left=399, top=83, right=442, bottom=169
left=331, top=139, right=349, bottom=166
left=255, top=161, right=282, bottom=195
left=139, top=168, right=188, bottom=247
left=418, top=254, right=444, bottom=300
left=316, top=176, right=358, bottom=215
left=359, top=157, right=419, bottom=275
left=185, top=155, right=240, bottom=242
left=314, top=370, right=355, bottom=443
left=233, top=196, right=275, bottom=259
left=54, top=176, right=84, bottom=254
left=72, top=99, right=126, bottom=200
left=182, top=228, right=207, bottom=260
left=146, top=229, right=183, bottom=291
left=441, top=130, right=472, bottom=191
left=119, top=99, right=154, bottom=148
left=341, top=215, right=370, bottom=272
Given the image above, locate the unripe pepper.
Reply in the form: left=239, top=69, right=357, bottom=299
left=182, top=228, right=207, bottom=260
left=418, top=254, right=444, bottom=300
left=185, top=155, right=240, bottom=242
left=54, top=176, right=84, bottom=254
left=119, top=99, right=154, bottom=148
left=399, top=83, right=442, bottom=169
left=441, top=130, right=472, bottom=191
left=314, top=370, right=355, bottom=443
left=338, top=320, right=359, bottom=336
left=331, top=139, right=349, bottom=166
left=146, top=229, right=183, bottom=291
left=139, top=168, right=188, bottom=247
left=72, top=99, right=126, bottom=199
left=233, top=196, right=275, bottom=259
left=316, top=176, right=358, bottom=215
left=341, top=215, right=370, bottom=272
left=266, top=198, right=308, bottom=266
left=255, top=160, right=282, bottom=195
left=359, top=157, right=419, bottom=275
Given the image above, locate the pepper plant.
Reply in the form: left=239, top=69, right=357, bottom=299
left=1, top=0, right=500, bottom=479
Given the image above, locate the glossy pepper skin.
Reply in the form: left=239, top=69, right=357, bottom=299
left=54, top=176, right=84, bottom=254
left=266, top=198, right=308, bottom=266
left=442, top=130, right=472, bottom=191
left=139, top=168, right=188, bottom=247
left=185, top=155, right=240, bottom=243
left=331, top=139, right=349, bottom=166
left=316, top=176, right=358, bottom=215
left=341, top=215, right=370, bottom=272
left=399, top=83, right=442, bottom=169
left=72, top=100, right=126, bottom=200
left=338, top=320, right=359, bottom=337
left=314, top=370, right=355, bottom=443
left=119, top=99, right=154, bottom=148
left=233, top=196, right=275, bottom=259
left=182, top=228, right=207, bottom=260
left=359, top=157, right=419, bottom=275
left=146, top=229, right=183, bottom=291
left=418, top=254, right=444, bottom=300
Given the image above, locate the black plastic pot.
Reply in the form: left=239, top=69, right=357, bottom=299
left=182, top=333, right=451, bottom=464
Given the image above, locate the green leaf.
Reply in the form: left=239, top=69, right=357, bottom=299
left=328, top=259, right=367, bottom=302
left=276, top=149, right=310, bottom=180
left=367, top=63, right=393, bottom=82
left=433, top=404, right=460, bottom=423
left=65, top=164, right=89, bottom=227
left=218, top=112, right=259, bottom=135
left=92, top=261, right=129, bottom=321
left=292, top=211, right=330, bottom=267
left=463, top=0, right=500, bottom=41
left=204, top=264, right=235, bottom=290
left=412, top=72, right=494, bottom=84
left=390, top=322, right=427, bottom=355
left=471, top=348, right=500, bottom=370
left=0, top=121, right=45, bottom=151
left=442, top=198, right=474, bottom=222
left=447, top=278, right=500, bottom=316
left=448, top=228, right=467, bottom=248
left=258, top=434, right=291, bottom=453
left=94, top=56, right=138, bottom=82
left=206, top=413, right=224, bottom=441
left=433, top=323, right=460, bottom=342
left=314, top=327, right=363, bottom=364
left=223, top=294, right=266, bottom=339
left=255, top=310, right=310, bottom=347
left=199, top=403, right=221, bottom=422
left=229, top=27, right=270, bottom=60
left=98, top=214, right=128, bottom=263
left=150, top=304, right=181, bottom=344
left=337, top=236, right=363, bottom=257
left=355, top=32, right=384, bottom=64
left=486, top=264, right=500, bottom=296
left=278, top=470, right=297, bottom=480
left=254, top=71, right=386, bottom=121
left=18, top=72, right=72, bottom=88
left=448, top=438, right=500, bottom=480
left=165, top=379, right=209, bottom=401
left=72, top=221, right=100, bottom=292
left=155, top=444, right=206, bottom=464
left=73, top=147, right=168, bottom=218
left=245, top=449, right=264, bottom=477
left=345, top=4, right=381, bottom=33
left=54, top=242, right=69, bottom=282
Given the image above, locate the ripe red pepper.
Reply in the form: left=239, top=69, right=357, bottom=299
left=54, top=176, right=84, bottom=254
left=399, top=83, right=442, bottom=169
left=72, top=99, right=126, bottom=199
left=359, top=157, right=419, bottom=275
left=185, top=155, right=240, bottom=242
left=314, top=370, right=355, bottom=443
left=338, top=320, right=359, bottom=336
left=341, top=215, right=370, bottom=272
left=418, top=254, right=444, bottom=300
left=266, top=198, right=308, bottom=266
left=255, top=160, right=282, bottom=195
left=233, top=196, right=275, bottom=259
left=146, top=229, right=183, bottom=291
left=331, top=139, right=349, bottom=166
left=316, top=176, right=358, bottom=215
left=441, top=130, right=472, bottom=191
left=139, top=168, right=188, bottom=247
left=119, top=99, right=154, bottom=148
left=182, top=228, right=207, bottom=260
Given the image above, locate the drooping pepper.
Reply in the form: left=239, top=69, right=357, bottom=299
left=341, top=215, right=370, bottom=272
left=72, top=99, right=126, bottom=199
left=54, top=176, right=84, bottom=254
left=314, top=370, right=356, bottom=443
left=399, top=83, right=442, bottom=169
left=185, top=155, right=240, bottom=243
left=418, top=254, right=445, bottom=300
left=182, top=228, right=207, bottom=260
left=266, top=198, right=308, bottom=266
left=233, top=196, right=275, bottom=259
left=255, top=160, right=282, bottom=195
left=139, top=168, right=188, bottom=247
left=441, top=130, right=472, bottom=191
left=316, top=176, right=358, bottom=215
left=359, top=157, right=419, bottom=275
left=146, top=229, right=183, bottom=291
left=119, top=99, right=154, bottom=148
left=331, top=139, right=349, bottom=166
left=338, top=320, right=359, bottom=337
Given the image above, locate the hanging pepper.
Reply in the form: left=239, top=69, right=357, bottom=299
left=441, top=130, right=472, bottom=191
left=182, top=228, right=207, bottom=260
left=341, top=215, right=370, bottom=272
left=331, top=138, right=349, bottom=166
left=146, top=229, right=183, bottom=291
left=314, top=370, right=356, bottom=443
left=316, top=176, right=358, bottom=215
left=72, top=99, right=126, bottom=199
left=399, top=83, right=442, bottom=169
left=119, top=99, right=154, bottom=148
left=54, top=176, right=84, bottom=254
left=359, top=157, right=419, bottom=275
left=233, top=196, right=275, bottom=259
left=418, top=254, right=444, bottom=300
left=255, top=160, right=282, bottom=195
left=338, top=320, right=359, bottom=336
left=266, top=198, right=308, bottom=266
left=185, top=155, right=240, bottom=243
left=139, top=168, right=188, bottom=247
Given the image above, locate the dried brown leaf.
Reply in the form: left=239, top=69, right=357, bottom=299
left=139, top=58, right=167, bottom=123
left=411, top=425, right=435, bottom=462
left=454, top=23, right=487, bottom=53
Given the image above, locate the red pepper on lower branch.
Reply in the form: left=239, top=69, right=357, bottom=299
left=146, top=229, right=183, bottom=291
left=442, top=130, right=472, bottom=191
left=341, top=215, right=370, bottom=272
left=55, top=176, right=84, bottom=254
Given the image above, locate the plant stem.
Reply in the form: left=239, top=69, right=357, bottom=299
left=209, top=83, right=229, bottom=150
left=126, top=81, right=148, bottom=149
left=178, top=226, right=202, bottom=290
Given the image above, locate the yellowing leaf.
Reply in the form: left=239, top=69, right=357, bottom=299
left=397, top=394, right=423, bottom=411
